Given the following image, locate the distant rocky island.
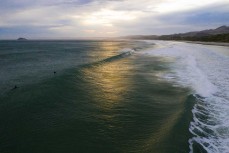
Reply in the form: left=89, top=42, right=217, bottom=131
left=122, top=26, right=229, bottom=42
left=17, top=38, right=28, bottom=41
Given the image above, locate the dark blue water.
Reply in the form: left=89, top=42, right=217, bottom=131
left=0, top=40, right=194, bottom=153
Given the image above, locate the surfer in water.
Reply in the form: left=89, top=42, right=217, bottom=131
left=12, top=85, right=18, bottom=90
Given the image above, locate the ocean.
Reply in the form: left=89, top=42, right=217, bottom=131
left=0, top=40, right=228, bottom=153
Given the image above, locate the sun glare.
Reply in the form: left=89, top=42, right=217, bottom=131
left=83, top=9, right=136, bottom=26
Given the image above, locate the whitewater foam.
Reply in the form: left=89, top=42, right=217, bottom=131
left=141, top=41, right=229, bottom=153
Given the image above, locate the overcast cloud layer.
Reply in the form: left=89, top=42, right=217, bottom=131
left=0, top=0, right=229, bottom=39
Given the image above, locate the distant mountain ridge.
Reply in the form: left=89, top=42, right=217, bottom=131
left=122, top=26, right=229, bottom=42
left=173, top=25, right=229, bottom=37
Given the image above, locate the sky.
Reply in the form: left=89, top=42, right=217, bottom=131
left=0, top=0, right=229, bottom=39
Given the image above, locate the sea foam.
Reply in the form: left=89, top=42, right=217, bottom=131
left=141, top=41, right=229, bottom=153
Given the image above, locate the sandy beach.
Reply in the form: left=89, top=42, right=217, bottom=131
left=185, top=41, right=229, bottom=47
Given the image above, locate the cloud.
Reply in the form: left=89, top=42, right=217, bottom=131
left=154, top=2, right=229, bottom=32
left=0, top=0, right=229, bottom=38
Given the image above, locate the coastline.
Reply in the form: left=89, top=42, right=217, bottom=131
left=184, top=41, right=229, bottom=47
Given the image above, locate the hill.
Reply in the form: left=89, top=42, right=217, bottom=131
left=123, top=26, right=229, bottom=42
left=17, top=38, right=28, bottom=41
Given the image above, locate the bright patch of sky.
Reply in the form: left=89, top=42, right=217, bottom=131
left=0, top=0, right=229, bottom=39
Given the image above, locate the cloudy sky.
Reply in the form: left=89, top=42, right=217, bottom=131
left=0, top=0, right=229, bottom=39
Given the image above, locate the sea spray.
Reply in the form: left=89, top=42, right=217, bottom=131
left=142, top=41, right=229, bottom=153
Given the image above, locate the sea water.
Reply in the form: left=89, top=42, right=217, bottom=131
left=143, top=41, right=229, bottom=153
left=0, top=40, right=228, bottom=153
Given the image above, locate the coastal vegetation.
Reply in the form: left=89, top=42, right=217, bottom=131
left=124, top=26, right=229, bottom=43
left=158, top=33, right=229, bottom=42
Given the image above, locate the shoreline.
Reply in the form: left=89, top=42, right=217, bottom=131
left=184, top=41, right=229, bottom=47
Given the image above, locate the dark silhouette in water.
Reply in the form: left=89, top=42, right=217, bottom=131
left=17, top=38, right=28, bottom=41
left=12, top=85, right=18, bottom=90
left=54, top=71, right=56, bottom=74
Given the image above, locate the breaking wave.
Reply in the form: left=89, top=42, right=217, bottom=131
left=142, top=41, right=229, bottom=153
